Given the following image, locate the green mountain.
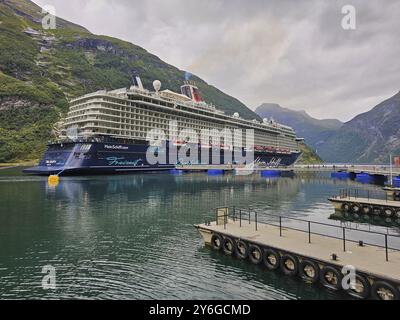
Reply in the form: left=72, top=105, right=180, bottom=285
left=256, top=93, right=400, bottom=164
left=0, top=0, right=261, bottom=162
left=255, top=103, right=342, bottom=157
left=297, top=142, right=323, bottom=165
left=318, top=91, right=400, bottom=164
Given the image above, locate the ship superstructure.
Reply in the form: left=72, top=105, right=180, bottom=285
left=24, top=77, right=301, bottom=175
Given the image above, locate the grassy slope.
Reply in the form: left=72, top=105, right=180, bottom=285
left=297, top=142, right=323, bottom=164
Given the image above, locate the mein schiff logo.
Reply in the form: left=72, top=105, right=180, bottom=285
left=104, top=144, right=129, bottom=150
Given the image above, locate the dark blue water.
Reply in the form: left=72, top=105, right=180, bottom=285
left=0, top=168, right=398, bottom=299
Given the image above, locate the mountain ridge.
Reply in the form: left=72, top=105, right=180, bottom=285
left=318, top=91, right=400, bottom=163
left=0, top=0, right=261, bottom=162
left=255, top=103, right=343, bottom=156
left=256, top=103, right=342, bottom=129
left=256, top=91, right=400, bottom=164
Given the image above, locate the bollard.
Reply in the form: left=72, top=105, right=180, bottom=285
left=385, top=234, right=389, bottom=262
left=343, top=228, right=346, bottom=252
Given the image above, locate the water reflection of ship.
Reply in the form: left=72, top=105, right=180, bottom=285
left=44, top=172, right=390, bottom=231
left=44, top=174, right=302, bottom=221
left=46, top=174, right=300, bottom=201
left=46, top=172, right=381, bottom=203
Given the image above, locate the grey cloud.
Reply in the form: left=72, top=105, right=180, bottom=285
left=33, top=0, right=400, bottom=121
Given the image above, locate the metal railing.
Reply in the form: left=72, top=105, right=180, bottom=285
left=214, top=206, right=400, bottom=262
left=337, top=188, right=396, bottom=202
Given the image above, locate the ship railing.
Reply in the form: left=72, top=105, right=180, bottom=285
left=211, top=206, right=400, bottom=262
left=69, top=89, right=296, bottom=134
left=130, top=89, right=284, bottom=130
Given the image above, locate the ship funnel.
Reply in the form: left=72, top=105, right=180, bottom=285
left=181, top=81, right=202, bottom=102
left=131, top=74, right=144, bottom=90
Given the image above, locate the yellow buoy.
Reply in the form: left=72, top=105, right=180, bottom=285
left=48, top=175, right=60, bottom=187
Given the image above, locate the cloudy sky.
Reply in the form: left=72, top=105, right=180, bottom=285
left=33, top=0, right=400, bottom=121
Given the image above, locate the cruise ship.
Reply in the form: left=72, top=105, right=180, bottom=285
left=24, top=76, right=302, bottom=175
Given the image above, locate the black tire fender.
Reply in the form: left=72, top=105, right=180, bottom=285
left=280, top=254, right=299, bottom=276
left=320, top=266, right=343, bottom=291
left=299, top=259, right=320, bottom=283
left=263, top=249, right=281, bottom=271
left=345, top=274, right=371, bottom=299
left=351, top=203, right=361, bottom=213
left=235, top=239, right=248, bottom=259
left=211, top=233, right=223, bottom=251
left=372, top=207, right=382, bottom=216
left=342, top=203, right=351, bottom=212
left=248, top=244, right=263, bottom=265
left=383, top=207, right=394, bottom=218
left=371, top=281, right=399, bottom=300
left=362, top=206, right=373, bottom=215
left=222, top=237, right=236, bottom=256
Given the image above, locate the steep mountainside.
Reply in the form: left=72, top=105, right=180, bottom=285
left=297, top=142, right=323, bottom=164
left=0, top=0, right=260, bottom=162
left=318, top=92, right=400, bottom=164
left=255, top=103, right=342, bottom=156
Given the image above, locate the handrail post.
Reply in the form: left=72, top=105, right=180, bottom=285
left=233, top=206, right=236, bottom=222
left=343, top=227, right=346, bottom=252
left=224, top=210, right=227, bottom=230
left=255, top=213, right=258, bottom=231
left=308, top=221, right=311, bottom=244
left=239, top=209, right=242, bottom=227
left=279, top=217, right=282, bottom=237
left=385, top=234, right=389, bottom=262
left=215, top=209, right=218, bottom=225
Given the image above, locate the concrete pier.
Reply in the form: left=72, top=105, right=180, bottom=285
left=328, top=189, right=400, bottom=218
left=195, top=207, right=400, bottom=300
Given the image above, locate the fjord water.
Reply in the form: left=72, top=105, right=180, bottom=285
left=0, top=168, right=399, bottom=300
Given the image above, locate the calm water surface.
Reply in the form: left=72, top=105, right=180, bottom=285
left=0, top=168, right=399, bottom=299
